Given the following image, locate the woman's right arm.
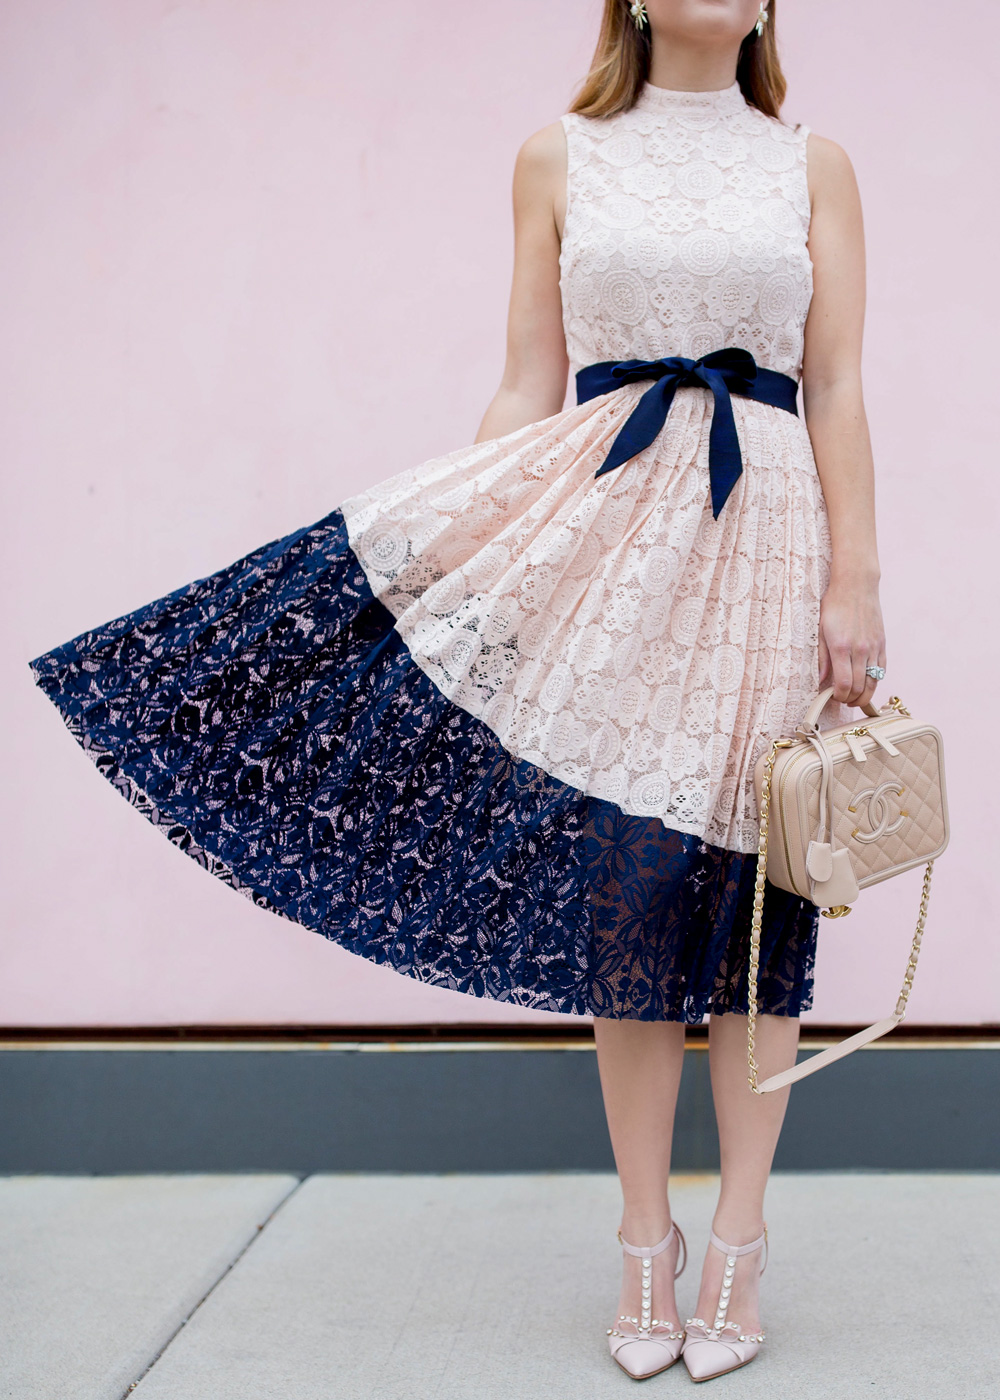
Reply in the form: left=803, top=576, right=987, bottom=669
left=474, top=121, right=569, bottom=443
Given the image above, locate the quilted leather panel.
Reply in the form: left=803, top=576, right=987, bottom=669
left=792, top=727, right=948, bottom=889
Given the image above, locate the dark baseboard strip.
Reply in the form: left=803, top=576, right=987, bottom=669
left=1, top=1041, right=997, bottom=1174
left=2, top=1022, right=998, bottom=1045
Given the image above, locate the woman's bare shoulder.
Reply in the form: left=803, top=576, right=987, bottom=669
left=516, top=120, right=568, bottom=177
left=512, top=121, right=567, bottom=230
left=806, top=132, right=859, bottom=203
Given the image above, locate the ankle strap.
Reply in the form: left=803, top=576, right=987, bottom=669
left=709, top=1226, right=768, bottom=1274
left=618, top=1222, right=687, bottom=1278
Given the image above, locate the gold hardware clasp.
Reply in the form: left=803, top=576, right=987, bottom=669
left=821, top=904, right=853, bottom=919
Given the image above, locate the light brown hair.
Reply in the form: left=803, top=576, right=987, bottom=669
left=570, top=1, right=786, bottom=121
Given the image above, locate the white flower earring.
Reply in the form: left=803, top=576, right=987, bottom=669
left=755, top=3, right=769, bottom=37
left=630, top=1, right=649, bottom=31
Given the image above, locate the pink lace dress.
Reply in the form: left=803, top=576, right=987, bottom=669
left=32, top=81, right=828, bottom=1021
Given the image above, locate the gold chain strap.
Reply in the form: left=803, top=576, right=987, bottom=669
left=894, top=859, right=935, bottom=1018
left=746, top=739, right=936, bottom=1095
left=746, top=739, right=780, bottom=1095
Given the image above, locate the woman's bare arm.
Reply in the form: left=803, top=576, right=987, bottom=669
left=802, top=133, right=886, bottom=708
left=475, top=121, right=569, bottom=443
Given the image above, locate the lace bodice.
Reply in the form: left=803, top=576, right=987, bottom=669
left=560, top=82, right=812, bottom=381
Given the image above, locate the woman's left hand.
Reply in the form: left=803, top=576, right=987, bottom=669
left=817, top=578, right=886, bottom=708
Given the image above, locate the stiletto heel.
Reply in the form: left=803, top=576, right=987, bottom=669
left=682, top=1226, right=768, bottom=1382
left=607, top=1222, right=687, bottom=1380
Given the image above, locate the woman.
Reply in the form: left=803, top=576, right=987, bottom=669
left=31, top=0, right=884, bottom=1384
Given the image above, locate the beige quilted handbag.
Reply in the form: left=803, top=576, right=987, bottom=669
left=747, top=688, right=949, bottom=1093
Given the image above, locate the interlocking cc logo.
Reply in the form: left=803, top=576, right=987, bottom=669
left=848, top=781, right=908, bottom=843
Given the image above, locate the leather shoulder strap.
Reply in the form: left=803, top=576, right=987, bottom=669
left=755, top=1014, right=902, bottom=1092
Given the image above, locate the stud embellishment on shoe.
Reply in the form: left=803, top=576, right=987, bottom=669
left=640, top=1255, right=652, bottom=1329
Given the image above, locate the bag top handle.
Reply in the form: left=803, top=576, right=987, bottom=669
left=799, top=686, right=882, bottom=732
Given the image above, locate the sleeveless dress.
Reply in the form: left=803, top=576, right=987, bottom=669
left=31, top=81, right=829, bottom=1022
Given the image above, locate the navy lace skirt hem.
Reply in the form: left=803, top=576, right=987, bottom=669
left=29, top=508, right=818, bottom=1022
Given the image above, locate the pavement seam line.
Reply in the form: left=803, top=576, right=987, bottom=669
left=116, top=1174, right=307, bottom=1398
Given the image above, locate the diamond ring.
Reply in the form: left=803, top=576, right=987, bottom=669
left=865, top=664, right=886, bottom=681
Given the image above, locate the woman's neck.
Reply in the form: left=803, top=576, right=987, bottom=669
left=646, top=38, right=741, bottom=94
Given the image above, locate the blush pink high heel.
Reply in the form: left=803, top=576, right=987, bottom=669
left=607, top=1222, right=687, bottom=1380
left=682, top=1227, right=768, bottom=1382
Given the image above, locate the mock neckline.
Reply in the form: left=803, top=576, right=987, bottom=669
left=634, top=80, right=745, bottom=116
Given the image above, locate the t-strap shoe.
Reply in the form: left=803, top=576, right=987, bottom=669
left=682, top=1227, right=768, bottom=1382
left=607, top=1222, right=687, bottom=1380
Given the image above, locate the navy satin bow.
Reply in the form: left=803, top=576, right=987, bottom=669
left=576, top=348, right=798, bottom=519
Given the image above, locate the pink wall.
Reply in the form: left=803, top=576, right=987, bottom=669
left=2, top=0, right=996, bottom=1028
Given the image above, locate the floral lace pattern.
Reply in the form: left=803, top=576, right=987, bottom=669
left=31, top=511, right=817, bottom=1021
left=343, top=390, right=831, bottom=855
left=560, top=82, right=812, bottom=380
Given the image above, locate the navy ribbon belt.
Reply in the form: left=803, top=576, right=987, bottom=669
left=576, top=348, right=799, bottom=518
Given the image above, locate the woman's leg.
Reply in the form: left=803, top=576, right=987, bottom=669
left=593, top=1019, right=687, bottom=1328
left=691, top=1012, right=800, bottom=1330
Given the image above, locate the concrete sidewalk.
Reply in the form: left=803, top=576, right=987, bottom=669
left=0, top=1172, right=995, bottom=1400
